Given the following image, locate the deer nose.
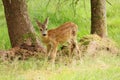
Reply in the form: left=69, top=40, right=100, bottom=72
left=43, top=34, right=47, bottom=36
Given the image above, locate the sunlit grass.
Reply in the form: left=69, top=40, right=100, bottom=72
left=0, top=53, right=120, bottom=80
left=0, top=27, right=11, bottom=50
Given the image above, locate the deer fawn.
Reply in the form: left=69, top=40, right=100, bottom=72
left=36, top=17, right=80, bottom=63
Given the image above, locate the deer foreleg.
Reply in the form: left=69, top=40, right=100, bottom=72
left=49, top=43, right=58, bottom=63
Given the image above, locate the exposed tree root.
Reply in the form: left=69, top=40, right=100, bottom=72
left=0, top=44, right=46, bottom=61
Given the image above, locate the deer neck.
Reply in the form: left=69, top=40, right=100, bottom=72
left=41, top=35, right=49, bottom=44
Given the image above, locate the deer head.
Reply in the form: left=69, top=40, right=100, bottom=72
left=36, top=17, right=49, bottom=36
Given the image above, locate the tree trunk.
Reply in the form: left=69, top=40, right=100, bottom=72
left=2, top=0, right=45, bottom=52
left=91, top=0, right=107, bottom=38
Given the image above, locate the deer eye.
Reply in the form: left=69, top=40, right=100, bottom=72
left=40, top=29, right=42, bottom=31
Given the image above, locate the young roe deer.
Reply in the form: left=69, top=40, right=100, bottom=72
left=36, top=17, right=80, bottom=63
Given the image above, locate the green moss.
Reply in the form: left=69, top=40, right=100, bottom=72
left=22, top=32, right=37, bottom=44
left=81, top=40, right=90, bottom=46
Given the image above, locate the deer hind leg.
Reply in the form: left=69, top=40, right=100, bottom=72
left=67, top=41, right=73, bottom=57
left=70, top=39, right=75, bottom=56
left=70, top=39, right=80, bottom=57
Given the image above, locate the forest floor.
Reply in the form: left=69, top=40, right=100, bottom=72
left=0, top=52, right=120, bottom=80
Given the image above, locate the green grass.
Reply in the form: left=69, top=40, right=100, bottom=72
left=0, top=0, right=120, bottom=80
left=0, top=1, right=11, bottom=50
left=0, top=54, right=120, bottom=80
left=0, top=0, right=120, bottom=49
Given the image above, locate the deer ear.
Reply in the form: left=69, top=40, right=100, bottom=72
left=36, top=20, right=42, bottom=27
left=44, top=17, right=49, bottom=26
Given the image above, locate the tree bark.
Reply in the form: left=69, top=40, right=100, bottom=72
left=2, top=0, right=45, bottom=52
left=91, top=0, right=107, bottom=38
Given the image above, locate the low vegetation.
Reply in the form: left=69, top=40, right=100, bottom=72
left=0, top=53, right=120, bottom=80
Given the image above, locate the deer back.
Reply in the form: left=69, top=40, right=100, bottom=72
left=48, top=22, right=78, bottom=44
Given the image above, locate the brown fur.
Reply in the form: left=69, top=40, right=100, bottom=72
left=36, top=18, right=79, bottom=63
